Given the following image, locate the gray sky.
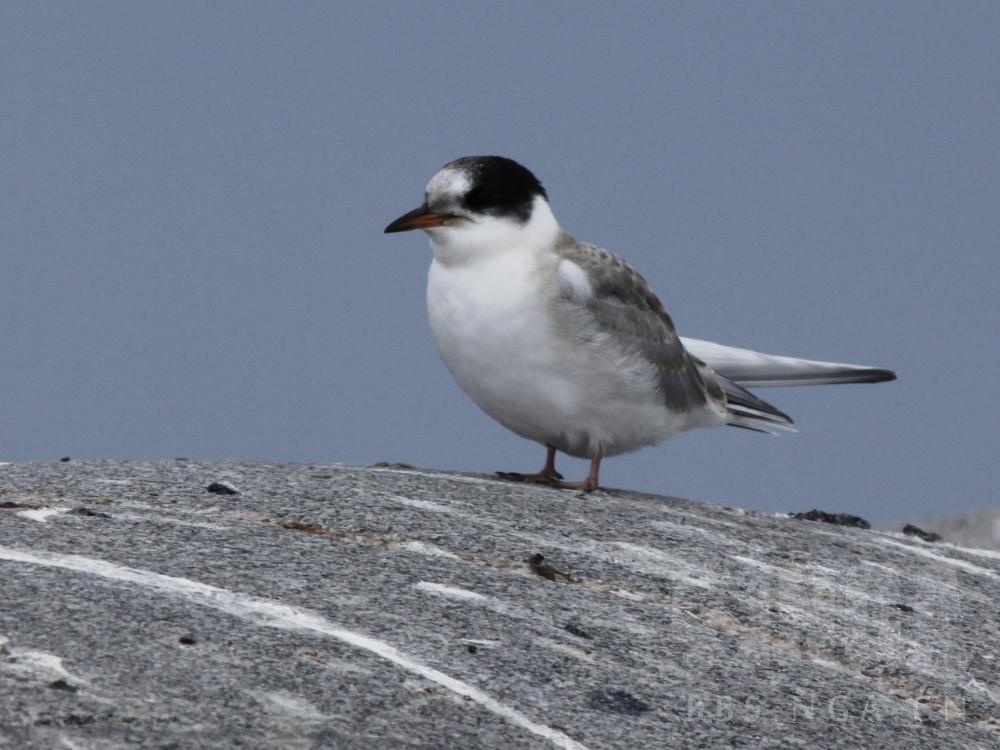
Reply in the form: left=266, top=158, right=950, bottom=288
left=2, top=2, right=997, bottom=523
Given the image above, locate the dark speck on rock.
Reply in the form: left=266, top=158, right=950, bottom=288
left=588, top=688, right=650, bottom=715
left=70, top=507, right=112, bottom=519
left=206, top=482, right=239, bottom=495
left=791, top=509, right=871, bottom=529
left=890, top=603, right=915, bottom=613
left=902, top=524, right=943, bottom=543
left=48, top=679, right=78, bottom=692
left=466, top=644, right=477, bottom=654
left=179, top=635, right=197, bottom=645
left=527, top=553, right=571, bottom=582
left=564, top=621, right=592, bottom=639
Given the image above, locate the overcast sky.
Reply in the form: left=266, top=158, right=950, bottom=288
left=2, top=2, right=997, bottom=523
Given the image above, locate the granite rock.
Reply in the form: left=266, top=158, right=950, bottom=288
left=1, top=461, right=997, bottom=749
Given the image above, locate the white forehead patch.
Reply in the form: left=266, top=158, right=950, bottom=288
left=425, top=167, right=471, bottom=202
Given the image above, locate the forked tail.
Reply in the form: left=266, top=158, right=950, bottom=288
left=682, top=337, right=896, bottom=387
left=684, top=337, right=896, bottom=434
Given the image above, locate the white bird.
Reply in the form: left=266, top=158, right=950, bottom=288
left=385, top=156, right=895, bottom=492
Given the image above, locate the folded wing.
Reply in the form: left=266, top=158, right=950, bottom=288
left=553, top=237, right=895, bottom=437
left=555, top=238, right=715, bottom=416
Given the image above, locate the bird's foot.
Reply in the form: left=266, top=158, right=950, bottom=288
left=496, top=471, right=601, bottom=493
left=495, top=469, right=564, bottom=486
left=553, top=478, right=600, bottom=493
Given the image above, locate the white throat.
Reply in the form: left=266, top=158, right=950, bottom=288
left=427, top=196, right=560, bottom=267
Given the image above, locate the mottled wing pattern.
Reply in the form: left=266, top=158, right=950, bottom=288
left=554, top=235, right=721, bottom=414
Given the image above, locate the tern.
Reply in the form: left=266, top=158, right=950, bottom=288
left=385, top=155, right=895, bottom=492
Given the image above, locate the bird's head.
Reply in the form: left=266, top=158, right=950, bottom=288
left=384, top=155, right=559, bottom=265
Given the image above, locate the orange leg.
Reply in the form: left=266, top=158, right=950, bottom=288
left=554, top=447, right=603, bottom=493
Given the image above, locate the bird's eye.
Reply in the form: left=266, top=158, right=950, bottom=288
left=462, top=187, right=490, bottom=212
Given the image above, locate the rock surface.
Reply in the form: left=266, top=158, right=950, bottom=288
left=1, top=460, right=997, bottom=749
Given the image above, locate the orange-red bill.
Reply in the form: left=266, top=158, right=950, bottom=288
left=384, top=206, right=456, bottom=233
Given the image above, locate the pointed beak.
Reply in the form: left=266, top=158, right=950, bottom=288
left=384, top=205, right=457, bottom=233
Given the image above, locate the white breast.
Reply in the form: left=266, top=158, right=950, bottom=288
left=427, top=251, right=561, bottom=439
left=425, top=249, right=707, bottom=458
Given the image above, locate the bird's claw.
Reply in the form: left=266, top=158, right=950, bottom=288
left=495, top=470, right=564, bottom=486
left=495, top=470, right=603, bottom=492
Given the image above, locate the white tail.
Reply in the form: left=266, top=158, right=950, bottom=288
left=682, top=338, right=896, bottom=388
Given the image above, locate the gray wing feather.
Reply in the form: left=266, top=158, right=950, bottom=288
left=554, top=236, right=718, bottom=414
left=699, top=364, right=795, bottom=431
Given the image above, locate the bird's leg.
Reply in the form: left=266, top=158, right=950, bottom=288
left=495, top=445, right=564, bottom=485
left=537, top=445, right=562, bottom=480
left=557, top=447, right=604, bottom=493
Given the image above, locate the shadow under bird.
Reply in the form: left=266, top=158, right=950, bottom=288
left=385, top=156, right=896, bottom=492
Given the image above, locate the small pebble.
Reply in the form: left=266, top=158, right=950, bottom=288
left=901, top=524, right=943, bottom=543
left=206, top=482, right=239, bottom=496
left=790, top=509, right=871, bottom=529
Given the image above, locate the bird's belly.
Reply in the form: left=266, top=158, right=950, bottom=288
left=426, top=259, right=691, bottom=457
